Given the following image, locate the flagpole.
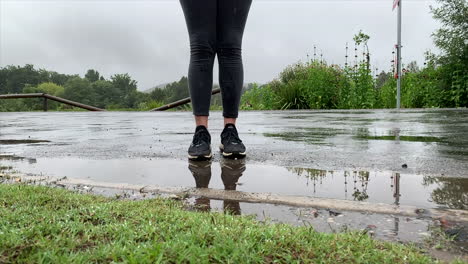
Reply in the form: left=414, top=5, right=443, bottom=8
left=396, top=0, right=402, bottom=109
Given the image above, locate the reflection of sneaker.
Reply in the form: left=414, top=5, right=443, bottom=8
left=188, top=126, right=212, bottom=161
left=224, top=200, right=241, bottom=215
left=221, top=159, right=246, bottom=190
left=221, top=159, right=245, bottom=215
left=195, top=197, right=211, bottom=212
left=189, top=160, right=212, bottom=211
left=220, top=123, right=246, bottom=159
left=188, top=160, right=212, bottom=188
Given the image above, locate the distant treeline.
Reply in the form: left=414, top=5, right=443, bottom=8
left=0, top=66, right=149, bottom=111
left=0, top=66, right=207, bottom=111
left=0, top=65, right=252, bottom=111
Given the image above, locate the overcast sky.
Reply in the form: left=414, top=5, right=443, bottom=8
left=0, top=0, right=440, bottom=91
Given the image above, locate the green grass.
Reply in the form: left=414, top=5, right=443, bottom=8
left=0, top=184, right=436, bottom=263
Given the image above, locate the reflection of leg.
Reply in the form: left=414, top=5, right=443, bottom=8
left=221, top=159, right=246, bottom=190
left=223, top=200, right=241, bottom=215
left=393, top=217, right=399, bottom=237
left=195, top=197, right=211, bottom=212
left=221, top=159, right=246, bottom=215
left=188, top=160, right=212, bottom=188
left=188, top=160, right=212, bottom=211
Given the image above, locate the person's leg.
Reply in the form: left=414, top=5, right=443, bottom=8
left=180, top=0, right=217, bottom=160
left=217, top=0, right=252, bottom=158
left=180, top=0, right=217, bottom=125
left=224, top=118, right=236, bottom=126
left=195, top=116, right=208, bottom=128
left=217, top=0, right=252, bottom=121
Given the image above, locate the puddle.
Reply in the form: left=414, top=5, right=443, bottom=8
left=184, top=198, right=448, bottom=244
left=2, top=157, right=467, bottom=210
left=0, top=165, right=13, bottom=171
left=265, top=129, right=445, bottom=145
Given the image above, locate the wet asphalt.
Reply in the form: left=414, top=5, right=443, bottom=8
left=1, top=109, right=468, bottom=177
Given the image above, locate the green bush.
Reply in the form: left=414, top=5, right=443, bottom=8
left=138, top=100, right=165, bottom=111
left=247, top=62, right=357, bottom=110
left=401, top=66, right=447, bottom=108
left=240, top=83, right=280, bottom=110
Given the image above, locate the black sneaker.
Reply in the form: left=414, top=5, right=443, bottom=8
left=220, top=123, right=246, bottom=159
left=188, top=125, right=212, bottom=161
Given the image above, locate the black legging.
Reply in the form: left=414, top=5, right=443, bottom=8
left=180, top=0, right=252, bottom=118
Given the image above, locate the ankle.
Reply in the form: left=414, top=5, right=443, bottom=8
left=195, top=125, right=209, bottom=132
left=224, top=118, right=236, bottom=126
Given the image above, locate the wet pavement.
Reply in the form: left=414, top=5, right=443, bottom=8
left=1, top=109, right=468, bottom=176
left=1, top=109, right=468, bottom=246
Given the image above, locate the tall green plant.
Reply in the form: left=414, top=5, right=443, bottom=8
left=240, top=83, right=280, bottom=110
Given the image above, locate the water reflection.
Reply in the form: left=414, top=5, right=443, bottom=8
left=188, top=161, right=212, bottom=211
left=0, top=154, right=37, bottom=164
left=2, top=154, right=466, bottom=210
left=188, top=159, right=246, bottom=215
left=392, top=173, right=401, bottom=205
left=289, top=168, right=406, bottom=205
left=423, top=176, right=468, bottom=210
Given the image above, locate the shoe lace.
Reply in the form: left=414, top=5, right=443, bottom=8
left=222, top=128, right=242, bottom=144
left=193, top=129, right=210, bottom=145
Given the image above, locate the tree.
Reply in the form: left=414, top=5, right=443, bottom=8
left=376, top=71, right=392, bottom=90
left=85, top=69, right=101, bottom=82
left=149, top=87, right=167, bottom=102
left=406, top=61, right=420, bottom=73
left=49, top=71, right=74, bottom=86
left=34, top=82, right=65, bottom=96
left=20, top=82, right=65, bottom=110
left=431, top=0, right=468, bottom=65
left=0, top=64, right=42, bottom=94
left=63, top=77, right=95, bottom=106
left=165, top=76, right=189, bottom=103
left=91, top=80, right=115, bottom=108
left=353, top=30, right=371, bottom=72
left=110, top=73, right=138, bottom=108
left=430, top=0, right=468, bottom=106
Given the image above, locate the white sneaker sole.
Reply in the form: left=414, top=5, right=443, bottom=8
left=188, top=153, right=213, bottom=161
left=219, top=144, right=246, bottom=158
left=188, top=146, right=213, bottom=161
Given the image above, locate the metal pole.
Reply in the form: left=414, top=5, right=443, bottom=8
left=150, top=88, right=221, bottom=111
left=396, top=0, right=402, bottom=109
left=0, top=93, right=105, bottom=111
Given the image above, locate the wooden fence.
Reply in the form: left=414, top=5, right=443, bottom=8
left=0, top=93, right=104, bottom=111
